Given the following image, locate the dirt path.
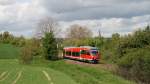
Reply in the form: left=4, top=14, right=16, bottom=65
left=65, top=60, right=117, bottom=72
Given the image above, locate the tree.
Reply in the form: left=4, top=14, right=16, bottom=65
left=2, top=31, right=14, bottom=43
left=20, top=41, right=33, bottom=64
left=42, top=32, right=58, bottom=60
left=112, top=33, right=120, bottom=43
left=37, top=17, right=59, bottom=60
left=66, top=24, right=92, bottom=39
left=0, top=33, right=2, bottom=42
left=36, top=17, right=60, bottom=38
left=65, top=24, right=93, bottom=46
left=145, top=25, right=150, bottom=32
left=17, top=36, right=25, bottom=47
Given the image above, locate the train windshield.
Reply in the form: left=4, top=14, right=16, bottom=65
left=91, top=50, right=98, bottom=56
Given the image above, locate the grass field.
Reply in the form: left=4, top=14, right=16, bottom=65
left=0, top=44, right=20, bottom=59
left=0, top=43, right=136, bottom=84
left=0, top=59, right=77, bottom=84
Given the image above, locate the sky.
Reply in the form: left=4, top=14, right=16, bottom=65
left=0, top=0, right=150, bottom=37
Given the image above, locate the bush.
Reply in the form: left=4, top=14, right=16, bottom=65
left=99, top=26, right=150, bottom=84
left=117, top=47, right=150, bottom=83
left=20, top=44, right=33, bottom=64
left=20, top=38, right=43, bottom=64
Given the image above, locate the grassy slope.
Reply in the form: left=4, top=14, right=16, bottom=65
left=32, top=59, right=135, bottom=84
left=0, top=44, right=20, bottom=59
left=0, top=59, right=77, bottom=84
left=0, top=44, right=77, bottom=84
left=0, top=43, right=135, bottom=84
left=0, top=59, right=135, bottom=84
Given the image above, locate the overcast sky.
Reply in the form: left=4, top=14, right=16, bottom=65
left=0, top=0, right=150, bottom=37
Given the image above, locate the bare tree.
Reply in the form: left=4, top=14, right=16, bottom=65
left=35, top=17, right=60, bottom=38
left=66, top=24, right=93, bottom=39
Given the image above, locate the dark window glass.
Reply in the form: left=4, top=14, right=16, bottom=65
left=80, top=50, right=86, bottom=54
left=72, top=52, right=80, bottom=57
left=72, top=52, right=76, bottom=56
left=66, top=51, right=68, bottom=55
left=91, top=51, right=98, bottom=56
left=86, top=51, right=90, bottom=55
left=66, top=51, right=71, bottom=56
left=69, top=52, right=71, bottom=55
left=75, top=52, right=80, bottom=56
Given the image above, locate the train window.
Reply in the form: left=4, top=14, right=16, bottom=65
left=72, top=52, right=80, bottom=57
left=66, top=51, right=71, bottom=56
left=91, top=51, right=98, bottom=56
left=69, top=52, right=71, bottom=55
left=72, top=52, right=76, bottom=56
left=66, top=51, right=69, bottom=55
left=80, top=50, right=86, bottom=54
left=75, top=52, right=80, bottom=56
left=86, top=51, right=90, bottom=55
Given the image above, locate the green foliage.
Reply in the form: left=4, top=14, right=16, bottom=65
left=118, top=28, right=150, bottom=50
left=42, top=32, right=58, bottom=60
left=31, top=38, right=42, bottom=56
left=0, top=33, right=2, bottom=42
left=114, top=26, right=150, bottom=83
left=11, top=36, right=26, bottom=47
left=0, top=31, right=13, bottom=44
left=20, top=42, right=33, bottom=64
left=99, top=26, right=150, bottom=83
left=88, top=37, right=104, bottom=48
left=0, top=31, right=26, bottom=47
left=20, top=38, right=43, bottom=64
left=118, top=47, right=150, bottom=83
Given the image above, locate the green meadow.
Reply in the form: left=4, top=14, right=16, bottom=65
left=0, top=44, right=135, bottom=84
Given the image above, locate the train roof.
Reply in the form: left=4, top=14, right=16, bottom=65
left=64, top=46, right=98, bottom=50
left=80, top=46, right=98, bottom=50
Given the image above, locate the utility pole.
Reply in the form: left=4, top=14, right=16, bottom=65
left=98, top=29, right=102, bottom=38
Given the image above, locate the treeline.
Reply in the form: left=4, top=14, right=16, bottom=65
left=0, top=31, right=42, bottom=63
left=0, top=31, right=25, bottom=47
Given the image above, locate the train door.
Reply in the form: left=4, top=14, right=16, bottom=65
left=80, top=50, right=86, bottom=60
left=85, top=50, right=93, bottom=60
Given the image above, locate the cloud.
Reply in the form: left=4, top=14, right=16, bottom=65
left=59, top=15, right=150, bottom=37
left=0, top=0, right=150, bottom=37
left=0, top=0, right=48, bottom=37
left=39, top=0, right=150, bottom=21
left=0, top=0, right=16, bottom=5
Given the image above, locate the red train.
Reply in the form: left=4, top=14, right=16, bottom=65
left=63, top=46, right=100, bottom=63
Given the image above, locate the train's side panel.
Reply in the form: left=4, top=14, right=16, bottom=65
left=63, top=47, right=100, bottom=62
left=64, top=48, right=81, bottom=60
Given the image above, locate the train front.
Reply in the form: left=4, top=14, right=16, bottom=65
left=90, top=48, right=101, bottom=63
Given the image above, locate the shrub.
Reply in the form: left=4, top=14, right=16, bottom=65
left=20, top=38, right=43, bottom=64
left=117, top=47, right=150, bottom=83
left=20, top=44, right=33, bottom=64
